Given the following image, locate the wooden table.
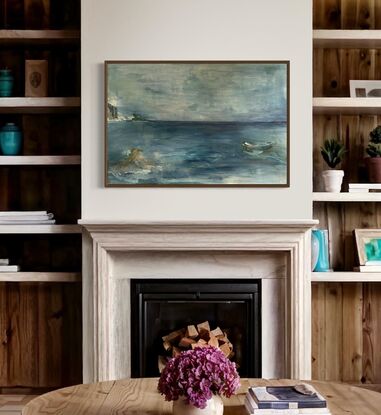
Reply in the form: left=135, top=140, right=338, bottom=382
left=23, top=378, right=381, bottom=414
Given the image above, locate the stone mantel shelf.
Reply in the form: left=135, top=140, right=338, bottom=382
left=79, top=220, right=318, bottom=232
left=81, top=219, right=316, bottom=384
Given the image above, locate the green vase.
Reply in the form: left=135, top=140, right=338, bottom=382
left=0, top=69, right=14, bottom=97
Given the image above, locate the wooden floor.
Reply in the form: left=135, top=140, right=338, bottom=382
left=0, top=395, right=37, bottom=415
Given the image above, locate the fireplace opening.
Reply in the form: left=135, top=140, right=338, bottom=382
left=131, top=279, right=261, bottom=378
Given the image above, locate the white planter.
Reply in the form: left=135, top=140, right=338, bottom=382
left=173, top=395, right=223, bottom=415
left=322, top=169, right=344, bottom=192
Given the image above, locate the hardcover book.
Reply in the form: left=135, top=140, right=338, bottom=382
left=248, top=384, right=326, bottom=410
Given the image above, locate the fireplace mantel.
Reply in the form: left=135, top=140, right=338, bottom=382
left=80, top=220, right=317, bottom=383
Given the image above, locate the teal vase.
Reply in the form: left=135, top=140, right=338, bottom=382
left=0, top=69, right=14, bottom=97
left=312, top=229, right=330, bottom=272
left=0, top=123, right=22, bottom=155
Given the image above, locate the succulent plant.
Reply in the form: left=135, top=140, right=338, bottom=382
left=321, top=139, right=346, bottom=169
left=367, top=125, right=381, bottom=157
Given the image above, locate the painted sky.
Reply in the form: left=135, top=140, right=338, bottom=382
left=107, top=62, right=287, bottom=122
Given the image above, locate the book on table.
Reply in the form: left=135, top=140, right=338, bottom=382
left=0, top=265, right=20, bottom=272
left=245, top=383, right=330, bottom=415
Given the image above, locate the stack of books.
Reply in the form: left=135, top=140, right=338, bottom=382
left=0, top=259, right=20, bottom=272
left=245, top=383, right=330, bottom=415
left=0, top=211, right=55, bottom=225
left=354, top=261, right=381, bottom=273
left=348, top=183, right=381, bottom=193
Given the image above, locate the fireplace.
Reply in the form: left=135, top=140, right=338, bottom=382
left=80, top=220, right=316, bottom=382
left=131, top=279, right=261, bottom=378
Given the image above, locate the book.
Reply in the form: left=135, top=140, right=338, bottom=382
left=0, top=211, right=48, bottom=216
left=348, top=184, right=381, bottom=192
left=0, top=220, right=56, bottom=225
left=245, top=396, right=331, bottom=415
left=0, top=265, right=20, bottom=272
left=248, top=384, right=327, bottom=409
left=0, top=214, right=53, bottom=221
left=0, top=259, right=9, bottom=265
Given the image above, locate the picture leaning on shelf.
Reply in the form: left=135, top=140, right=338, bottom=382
left=354, top=229, right=381, bottom=273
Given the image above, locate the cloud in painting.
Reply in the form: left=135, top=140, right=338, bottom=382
left=107, top=63, right=287, bottom=122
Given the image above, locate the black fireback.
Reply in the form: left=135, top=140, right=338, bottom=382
left=131, top=279, right=261, bottom=378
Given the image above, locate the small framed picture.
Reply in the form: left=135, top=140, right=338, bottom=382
left=350, top=80, right=381, bottom=98
left=354, top=229, right=381, bottom=265
left=25, top=59, right=48, bottom=97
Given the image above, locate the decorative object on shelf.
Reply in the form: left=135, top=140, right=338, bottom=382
left=366, top=125, right=381, bottom=183
left=24, top=0, right=50, bottom=29
left=0, top=68, right=14, bottom=97
left=105, top=61, right=289, bottom=187
left=25, top=60, right=48, bottom=97
left=350, top=80, right=381, bottom=98
left=312, top=229, right=330, bottom=272
left=320, top=139, right=346, bottom=192
left=354, top=229, right=381, bottom=266
left=158, top=346, right=240, bottom=415
left=0, top=123, right=22, bottom=155
left=311, top=231, right=319, bottom=271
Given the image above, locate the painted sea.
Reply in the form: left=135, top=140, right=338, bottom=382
left=107, top=120, right=287, bottom=185
left=106, top=62, right=288, bottom=185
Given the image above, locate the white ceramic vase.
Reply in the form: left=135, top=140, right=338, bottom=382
left=172, top=395, right=223, bottom=415
left=322, top=169, right=344, bottom=192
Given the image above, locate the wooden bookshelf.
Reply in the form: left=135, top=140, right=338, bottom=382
left=313, top=30, right=381, bottom=48
left=0, top=156, right=80, bottom=165
left=0, top=272, right=81, bottom=283
left=0, top=98, right=80, bottom=113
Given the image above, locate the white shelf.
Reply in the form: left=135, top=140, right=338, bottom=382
left=0, top=30, right=80, bottom=44
left=313, top=97, right=381, bottom=115
left=313, top=192, right=381, bottom=202
left=0, top=272, right=81, bottom=282
left=313, top=30, right=381, bottom=49
left=312, top=272, right=381, bottom=282
left=0, top=224, right=81, bottom=234
left=0, top=155, right=80, bottom=165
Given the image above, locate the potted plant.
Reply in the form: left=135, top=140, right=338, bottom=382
left=158, top=346, right=240, bottom=415
left=320, top=139, right=346, bottom=192
left=366, top=125, right=381, bottom=183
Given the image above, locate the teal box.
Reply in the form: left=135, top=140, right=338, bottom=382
left=0, top=123, right=22, bottom=155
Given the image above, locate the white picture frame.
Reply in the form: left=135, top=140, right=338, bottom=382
left=350, top=80, right=381, bottom=98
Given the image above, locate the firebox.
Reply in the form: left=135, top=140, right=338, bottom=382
left=131, top=279, right=261, bottom=378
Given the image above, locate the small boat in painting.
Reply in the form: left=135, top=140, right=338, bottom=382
left=241, top=141, right=273, bottom=153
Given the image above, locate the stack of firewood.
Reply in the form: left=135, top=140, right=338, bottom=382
left=161, top=321, right=234, bottom=362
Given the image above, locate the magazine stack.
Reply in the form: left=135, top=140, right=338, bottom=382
left=245, top=383, right=331, bottom=415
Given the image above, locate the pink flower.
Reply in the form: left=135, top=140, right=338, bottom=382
left=158, top=346, right=240, bottom=409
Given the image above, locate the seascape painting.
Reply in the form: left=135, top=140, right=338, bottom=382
left=105, top=61, right=289, bottom=186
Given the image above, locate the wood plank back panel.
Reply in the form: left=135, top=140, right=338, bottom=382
left=314, top=0, right=380, bottom=29
left=0, top=282, right=82, bottom=388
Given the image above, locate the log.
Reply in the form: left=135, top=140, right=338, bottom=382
left=162, top=329, right=184, bottom=343
left=179, top=337, right=196, bottom=348
left=210, top=327, right=224, bottom=337
left=186, top=325, right=198, bottom=339
left=208, top=335, right=219, bottom=348
left=197, top=321, right=210, bottom=333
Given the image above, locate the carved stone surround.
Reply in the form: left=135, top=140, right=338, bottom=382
left=80, top=220, right=317, bottom=383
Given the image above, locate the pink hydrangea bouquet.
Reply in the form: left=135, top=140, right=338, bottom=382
left=158, top=346, right=240, bottom=409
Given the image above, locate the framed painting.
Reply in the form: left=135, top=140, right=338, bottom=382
left=105, top=61, right=289, bottom=187
left=354, top=229, right=381, bottom=266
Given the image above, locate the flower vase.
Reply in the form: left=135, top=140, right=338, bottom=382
left=173, top=396, right=223, bottom=415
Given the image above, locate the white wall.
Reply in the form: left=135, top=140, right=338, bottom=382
left=81, top=0, right=312, bottom=221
